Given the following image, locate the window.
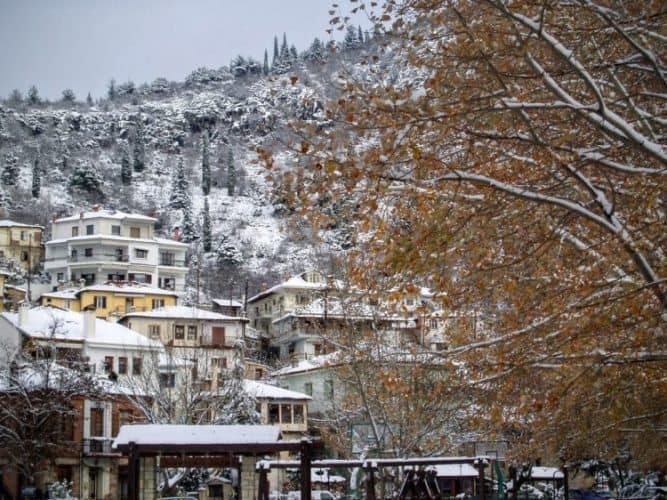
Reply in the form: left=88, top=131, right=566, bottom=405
left=57, top=272, right=64, bottom=282
left=90, top=407, right=104, bottom=437
left=134, top=248, right=148, bottom=259
left=159, top=373, right=176, bottom=388
left=86, top=224, right=94, bottom=235
left=187, top=325, right=197, bottom=340
left=160, top=252, right=175, bottom=266
left=212, top=357, right=227, bottom=369
left=114, top=409, right=133, bottom=436
left=148, top=324, right=161, bottom=339
left=132, top=357, right=142, bottom=375
left=70, top=249, right=78, bottom=260
left=104, top=356, right=113, bottom=372
left=84, top=248, right=93, bottom=257
left=269, top=404, right=280, bottom=424
left=152, top=298, right=164, bottom=309
left=111, top=225, right=121, bottom=236
left=324, top=379, right=334, bottom=399
left=255, top=368, right=263, bottom=380
left=129, top=273, right=152, bottom=284
left=20, top=251, right=28, bottom=261
left=211, top=326, right=225, bottom=346
left=281, top=404, right=293, bottom=424
left=304, top=382, right=313, bottom=396
left=20, top=230, right=26, bottom=241
left=118, top=357, right=127, bottom=375
left=94, top=296, right=107, bottom=308
left=71, top=226, right=79, bottom=237
left=293, top=404, right=304, bottom=423
left=81, top=273, right=95, bottom=285
left=175, top=325, right=185, bottom=339
left=130, top=227, right=140, bottom=238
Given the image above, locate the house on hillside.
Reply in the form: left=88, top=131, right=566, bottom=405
left=0, top=220, right=43, bottom=273
left=211, top=297, right=245, bottom=317
left=0, top=361, right=149, bottom=499
left=0, top=305, right=164, bottom=379
left=40, top=281, right=179, bottom=320
left=44, top=208, right=188, bottom=291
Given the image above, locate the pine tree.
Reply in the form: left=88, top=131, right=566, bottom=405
left=107, top=79, right=117, bottom=101
left=120, top=146, right=132, bottom=185
left=180, top=202, right=197, bottom=244
left=86, top=93, right=93, bottom=106
left=31, top=154, right=40, bottom=198
left=306, top=38, right=324, bottom=63
left=2, top=153, right=19, bottom=186
left=216, top=234, right=243, bottom=267
left=263, top=49, right=269, bottom=76
left=169, top=156, right=190, bottom=210
left=132, top=121, right=145, bottom=172
left=8, top=89, right=23, bottom=104
left=272, top=36, right=279, bottom=68
left=280, top=33, right=290, bottom=61
left=202, top=197, right=212, bottom=252
left=201, top=134, right=211, bottom=195
left=61, top=89, right=76, bottom=104
left=344, top=25, right=359, bottom=50
left=27, top=86, right=40, bottom=105
left=69, top=162, right=104, bottom=199
left=358, top=25, right=364, bottom=45
left=226, top=149, right=236, bottom=197
left=289, top=45, right=298, bottom=61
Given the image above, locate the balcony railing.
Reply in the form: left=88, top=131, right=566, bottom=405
left=69, top=253, right=129, bottom=263
left=158, top=259, right=185, bottom=267
left=82, top=437, right=118, bottom=455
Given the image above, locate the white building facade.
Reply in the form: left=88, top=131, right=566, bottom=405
left=44, top=209, right=189, bottom=292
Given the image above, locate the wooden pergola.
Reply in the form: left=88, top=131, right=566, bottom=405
left=113, top=424, right=319, bottom=500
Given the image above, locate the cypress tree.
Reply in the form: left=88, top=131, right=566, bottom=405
left=120, top=146, right=132, bottom=185
left=169, top=156, right=190, bottom=210
left=202, top=197, right=212, bottom=252
left=2, top=153, right=18, bottom=186
left=227, top=149, right=236, bottom=197
left=201, top=134, right=211, bottom=195
left=272, top=36, right=279, bottom=68
left=263, top=49, right=269, bottom=76
left=132, top=121, right=145, bottom=172
left=280, top=33, right=289, bottom=61
left=181, top=201, right=197, bottom=244
left=31, top=154, right=40, bottom=198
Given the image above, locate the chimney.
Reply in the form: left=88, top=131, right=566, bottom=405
left=18, top=302, right=30, bottom=326
left=83, top=309, right=96, bottom=338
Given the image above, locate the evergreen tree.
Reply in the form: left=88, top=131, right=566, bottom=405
left=358, top=25, right=364, bottom=45
left=216, top=234, right=243, bottom=267
left=120, top=146, right=132, bottom=185
left=201, top=134, right=211, bottom=195
left=290, top=45, right=298, bottom=61
left=27, top=86, right=40, bottom=105
left=180, top=202, right=197, bottom=244
left=202, top=197, right=212, bottom=252
left=272, top=35, right=279, bottom=68
left=61, top=88, right=76, bottom=103
left=344, top=25, right=360, bottom=50
left=2, top=153, right=19, bottom=186
left=169, top=156, right=190, bottom=210
left=69, top=162, right=104, bottom=199
left=226, top=148, right=236, bottom=197
left=86, top=92, right=94, bottom=106
left=107, top=79, right=117, bottom=100
left=31, top=154, right=40, bottom=198
left=132, top=121, right=145, bottom=172
left=280, top=33, right=290, bottom=61
left=8, top=89, right=23, bottom=104
left=306, top=38, right=324, bottom=63
left=263, top=49, right=269, bottom=76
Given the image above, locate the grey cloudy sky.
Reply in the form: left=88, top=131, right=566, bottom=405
left=0, top=0, right=350, bottom=101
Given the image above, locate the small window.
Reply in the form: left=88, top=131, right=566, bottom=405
left=304, top=382, right=313, bottom=396
left=70, top=249, right=78, bottom=259
left=94, top=296, right=107, bottom=308
left=148, top=324, right=160, bottom=338
left=324, top=379, right=334, bottom=399
left=293, top=405, right=304, bottom=424
left=152, top=299, right=164, bottom=309
left=118, top=357, right=127, bottom=375
left=135, top=248, right=148, bottom=259
left=187, top=325, right=197, bottom=340
left=281, top=404, right=292, bottom=424
left=175, top=325, right=185, bottom=339
left=130, top=227, right=140, bottom=238
left=159, top=373, right=176, bottom=388
left=57, top=272, right=64, bottom=282
left=132, top=357, right=142, bottom=375
left=20, top=230, right=26, bottom=241
left=104, top=356, right=113, bottom=372
left=20, top=251, right=28, bottom=261
left=255, top=368, right=263, bottom=380
left=84, top=248, right=93, bottom=257
left=268, top=404, right=280, bottom=424
left=71, top=226, right=79, bottom=237
left=86, top=224, right=94, bottom=235
left=111, top=225, right=121, bottom=236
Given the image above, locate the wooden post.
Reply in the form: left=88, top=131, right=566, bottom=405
left=300, top=439, right=312, bottom=500
left=365, top=461, right=377, bottom=500
left=128, top=442, right=139, bottom=500
left=563, top=466, right=569, bottom=500
left=258, top=461, right=270, bottom=500
left=475, top=459, right=487, bottom=500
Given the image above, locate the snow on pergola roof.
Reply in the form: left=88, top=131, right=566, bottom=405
left=530, top=467, right=564, bottom=479
left=244, top=379, right=311, bottom=400
left=122, top=305, right=238, bottom=321
left=113, top=424, right=282, bottom=448
left=430, top=464, right=479, bottom=477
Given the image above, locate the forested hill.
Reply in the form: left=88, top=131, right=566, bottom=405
left=0, top=29, right=377, bottom=295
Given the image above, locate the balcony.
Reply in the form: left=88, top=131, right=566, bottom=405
left=69, top=253, right=129, bottom=263
left=82, top=437, right=119, bottom=456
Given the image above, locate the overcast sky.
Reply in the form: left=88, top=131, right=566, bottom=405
left=0, top=0, right=351, bottom=101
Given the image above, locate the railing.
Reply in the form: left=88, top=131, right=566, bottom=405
left=69, top=253, right=130, bottom=263
left=82, top=437, right=117, bottom=455
left=158, top=259, right=186, bottom=267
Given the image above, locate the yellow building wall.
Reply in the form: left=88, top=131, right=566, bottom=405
left=78, top=290, right=177, bottom=319
left=0, top=226, right=43, bottom=272
left=40, top=295, right=81, bottom=312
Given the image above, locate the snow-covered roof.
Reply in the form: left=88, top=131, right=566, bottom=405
left=530, top=467, right=564, bottom=479
left=113, top=424, right=282, bottom=447
left=2, top=306, right=163, bottom=350
left=429, top=464, right=479, bottom=477
left=212, top=298, right=244, bottom=308
left=0, top=220, right=43, bottom=229
left=271, top=352, right=340, bottom=376
left=248, top=273, right=327, bottom=303
left=54, top=209, right=157, bottom=223
left=153, top=236, right=189, bottom=248
left=243, top=379, right=311, bottom=400
left=46, top=234, right=186, bottom=247
left=122, top=305, right=238, bottom=320
left=41, top=289, right=80, bottom=300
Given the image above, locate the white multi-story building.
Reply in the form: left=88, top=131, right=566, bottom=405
left=44, top=208, right=189, bottom=291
